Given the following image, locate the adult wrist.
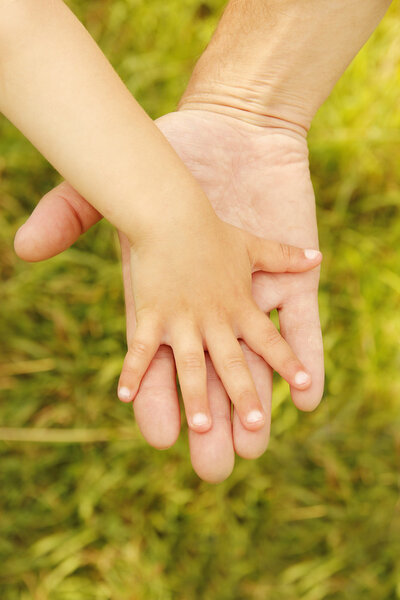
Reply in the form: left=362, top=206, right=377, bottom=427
left=179, top=80, right=310, bottom=138
left=179, top=0, right=392, bottom=137
left=178, top=16, right=317, bottom=136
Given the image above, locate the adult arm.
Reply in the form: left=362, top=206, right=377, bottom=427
left=180, top=0, right=391, bottom=132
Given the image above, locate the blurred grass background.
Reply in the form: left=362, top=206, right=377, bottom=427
left=1, top=0, right=400, bottom=598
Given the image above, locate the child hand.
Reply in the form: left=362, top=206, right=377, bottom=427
left=117, top=212, right=322, bottom=433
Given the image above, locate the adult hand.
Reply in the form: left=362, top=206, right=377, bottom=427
left=15, top=108, right=323, bottom=482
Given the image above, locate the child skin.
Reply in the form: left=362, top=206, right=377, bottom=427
left=0, top=0, right=322, bottom=433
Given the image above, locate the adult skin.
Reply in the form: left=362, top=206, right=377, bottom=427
left=15, top=0, right=391, bottom=482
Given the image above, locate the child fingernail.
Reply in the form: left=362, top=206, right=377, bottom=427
left=191, top=413, right=210, bottom=428
left=304, top=249, right=321, bottom=260
left=246, top=410, right=264, bottom=424
left=294, top=371, right=310, bottom=386
left=118, top=386, right=132, bottom=402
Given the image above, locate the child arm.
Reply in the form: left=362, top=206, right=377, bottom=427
left=0, top=0, right=207, bottom=238
left=0, top=0, right=322, bottom=432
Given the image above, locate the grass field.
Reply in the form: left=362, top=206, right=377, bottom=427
left=1, top=1, right=400, bottom=598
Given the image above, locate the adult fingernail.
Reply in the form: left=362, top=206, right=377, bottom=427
left=304, top=249, right=321, bottom=260
left=246, top=410, right=264, bottom=424
left=118, top=386, right=132, bottom=402
left=294, top=371, right=311, bottom=386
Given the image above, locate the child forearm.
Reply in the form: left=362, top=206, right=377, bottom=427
left=0, top=0, right=214, bottom=241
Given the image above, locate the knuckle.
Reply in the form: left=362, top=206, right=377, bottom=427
left=128, top=339, right=150, bottom=359
left=207, top=305, right=230, bottom=328
left=263, top=325, right=282, bottom=348
left=286, top=356, right=302, bottom=372
left=223, top=354, right=247, bottom=372
left=279, top=242, right=292, bottom=263
left=236, top=388, right=256, bottom=406
left=136, top=306, right=161, bottom=326
left=180, top=352, right=204, bottom=372
left=239, top=301, right=258, bottom=322
left=122, top=364, right=140, bottom=379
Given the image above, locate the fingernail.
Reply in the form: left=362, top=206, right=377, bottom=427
left=191, top=413, right=210, bottom=428
left=294, top=371, right=310, bottom=386
left=118, top=386, right=132, bottom=402
left=246, top=410, right=264, bottom=424
left=304, top=249, right=321, bottom=260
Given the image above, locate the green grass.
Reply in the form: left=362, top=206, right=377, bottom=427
left=1, top=1, right=400, bottom=598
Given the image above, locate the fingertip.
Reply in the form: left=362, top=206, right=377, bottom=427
left=304, top=248, right=322, bottom=261
left=292, top=395, right=323, bottom=412
left=243, top=409, right=266, bottom=431
left=291, top=385, right=324, bottom=412
left=13, top=225, right=25, bottom=258
left=293, top=370, right=312, bottom=390
left=13, top=212, right=66, bottom=263
left=147, top=434, right=179, bottom=451
left=198, top=467, right=234, bottom=485
left=118, top=385, right=134, bottom=403
left=233, top=406, right=270, bottom=457
left=289, top=248, right=322, bottom=273
left=192, top=453, right=235, bottom=484
left=14, top=223, right=38, bottom=262
left=14, top=182, right=102, bottom=263
left=133, top=344, right=181, bottom=450
left=189, top=412, right=212, bottom=433
left=134, top=391, right=181, bottom=450
left=232, top=344, right=272, bottom=459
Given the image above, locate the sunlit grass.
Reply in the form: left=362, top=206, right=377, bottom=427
left=1, top=1, right=400, bottom=598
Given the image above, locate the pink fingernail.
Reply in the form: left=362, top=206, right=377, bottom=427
left=118, top=386, right=132, bottom=402
left=246, top=410, right=264, bottom=424
left=191, top=413, right=210, bottom=428
left=304, top=249, right=321, bottom=260
left=294, top=371, right=310, bottom=386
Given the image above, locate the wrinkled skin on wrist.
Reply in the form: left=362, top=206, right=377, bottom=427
left=180, top=0, right=392, bottom=133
